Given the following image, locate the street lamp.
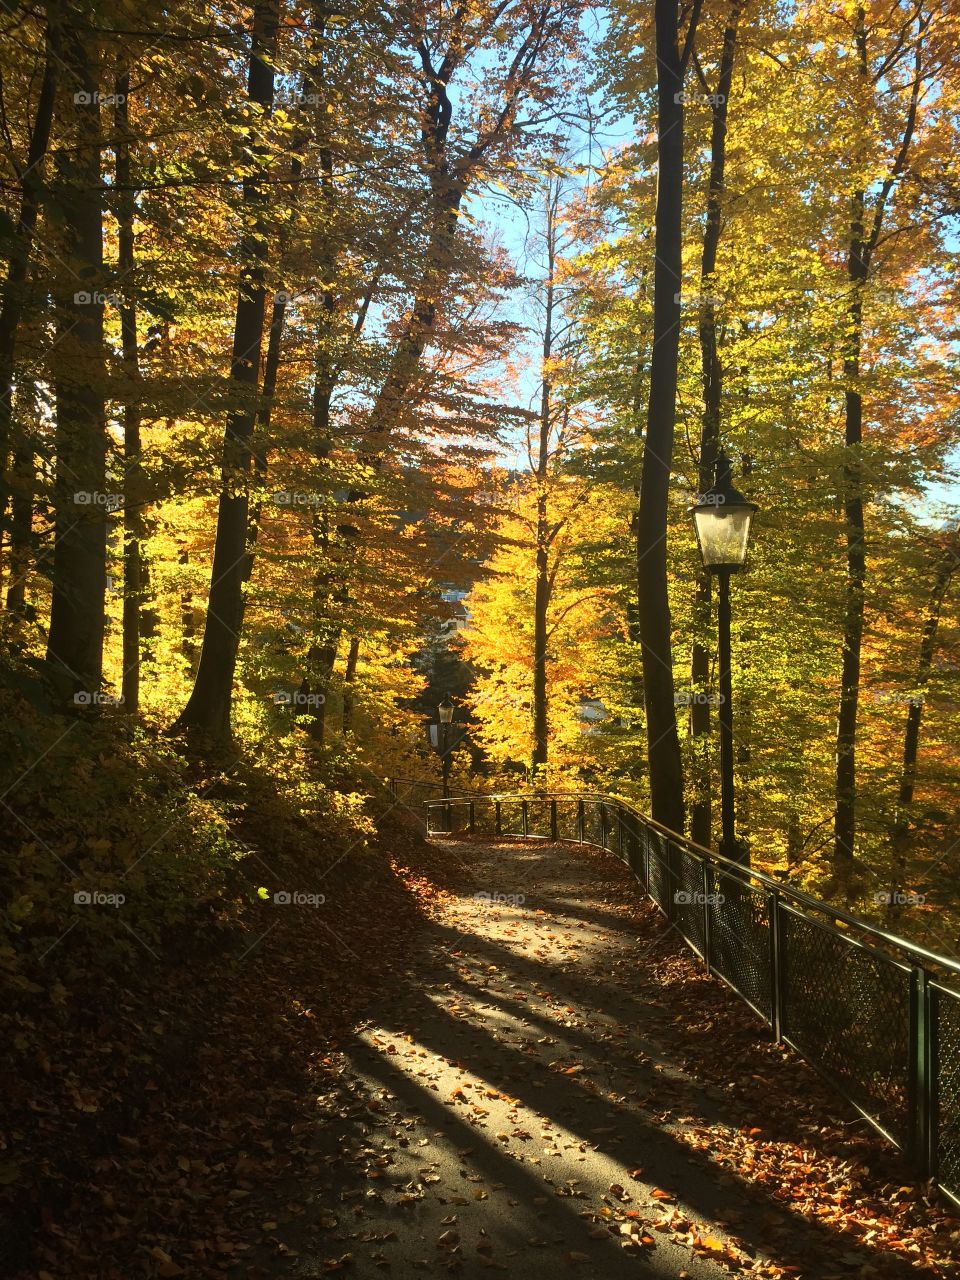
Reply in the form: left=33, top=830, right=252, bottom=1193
left=689, top=452, right=758, bottom=864
left=438, top=696, right=454, bottom=802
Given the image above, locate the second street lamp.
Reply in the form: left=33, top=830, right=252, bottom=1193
left=689, top=452, right=758, bottom=865
left=438, top=697, right=454, bottom=805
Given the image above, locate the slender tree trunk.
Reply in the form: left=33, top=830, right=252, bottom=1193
left=179, top=547, right=197, bottom=667
left=114, top=70, right=145, bottom=713
left=532, top=199, right=557, bottom=777
left=0, top=13, right=58, bottom=548
left=342, top=635, right=360, bottom=732
left=5, top=406, right=37, bottom=616
left=240, top=270, right=292, bottom=604
left=636, top=0, right=698, bottom=834
left=240, top=63, right=312, bottom=599
left=834, top=202, right=867, bottom=883
left=46, top=18, right=107, bottom=700
left=173, top=0, right=280, bottom=739
left=305, top=272, right=342, bottom=746
left=890, top=531, right=958, bottom=877
left=690, top=0, right=741, bottom=847
left=832, top=5, right=922, bottom=888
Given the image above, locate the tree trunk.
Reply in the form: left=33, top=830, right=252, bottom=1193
left=636, top=0, right=696, bottom=834
left=342, top=635, right=360, bottom=732
left=45, top=18, right=108, bottom=701
left=115, top=70, right=145, bottom=713
left=890, top=530, right=959, bottom=875
left=532, top=194, right=558, bottom=777
left=0, top=13, right=58, bottom=549
left=832, top=4, right=922, bottom=889
left=834, top=205, right=866, bottom=884
left=690, top=0, right=740, bottom=847
left=173, top=0, right=280, bottom=739
left=5, top=418, right=37, bottom=617
left=240, top=277, right=292, bottom=606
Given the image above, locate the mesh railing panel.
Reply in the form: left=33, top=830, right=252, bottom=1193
left=781, top=908, right=912, bottom=1147
left=426, top=800, right=459, bottom=834
left=556, top=801, right=579, bottom=842
left=603, top=804, right=616, bottom=858
left=673, top=846, right=707, bottom=959
left=646, top=827, right=673, bottom=913
left=936, top=985, right=960, bottom=1201
left=611, top=806, right=629, bottom=866
left=708, top=871, right=772, bottom=1021
left=471, top=798, right=496, bottom=831
left=496, top=799, right=525, bottom=836
left=582, top=801, right=603, bottom=848
left=619, top=809, right=644, bottom=883
left=524, top=799, right=553, bottom=838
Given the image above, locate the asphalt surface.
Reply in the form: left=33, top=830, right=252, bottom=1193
left=274, top=838, right=833, bottom=1278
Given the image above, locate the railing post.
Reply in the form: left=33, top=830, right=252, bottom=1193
left=390, top=777, right=397, bottom=799
left=444, top=799, right=451, bottom=833
left=929, top=981, right=940, bottom=1180
left=769, top=889, right=783, bottom=1042
left=550, top=799, right=558, bottom=840
left=468, top=800, right=475, bottom=834
left=599, top=803, right=606, bottom=848
left=702, top=857, right=712, bottom=973
left=521, top=799, right=528, bottom=836
left=911, top=966, right=936, bottom=1177
left=577, top=799, right=584, bottom=843
left=665, top=838, right=676, bottom=921
left=495, top=800, right=502, bottom=836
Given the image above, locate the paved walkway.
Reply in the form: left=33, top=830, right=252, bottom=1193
left=272, top=839, right=942, bottom=1278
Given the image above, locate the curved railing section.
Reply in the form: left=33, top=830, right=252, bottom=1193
left=424, top=790, right=960, bottom=1206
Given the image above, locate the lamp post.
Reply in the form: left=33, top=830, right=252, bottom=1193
left=438, top=696, right=454, bottom=801
left=689, top=453, right=758, bottom=864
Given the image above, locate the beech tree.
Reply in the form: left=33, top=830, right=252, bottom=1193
left=45, top=7, right=108, bottom=699
left=634, top=0, right=701, bottom=834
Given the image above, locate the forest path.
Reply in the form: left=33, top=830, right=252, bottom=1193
left=270, top=837, right=937, bottom=1280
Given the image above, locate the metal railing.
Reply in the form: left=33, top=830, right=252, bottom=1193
left=386, top=777, right=487, bottom=819
left=424, top=791, right=960, bottom=1206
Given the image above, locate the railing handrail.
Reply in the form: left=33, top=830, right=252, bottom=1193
left=426, top=790, right=960, bottom=981
left=387, top=776, right=489, bottom=797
